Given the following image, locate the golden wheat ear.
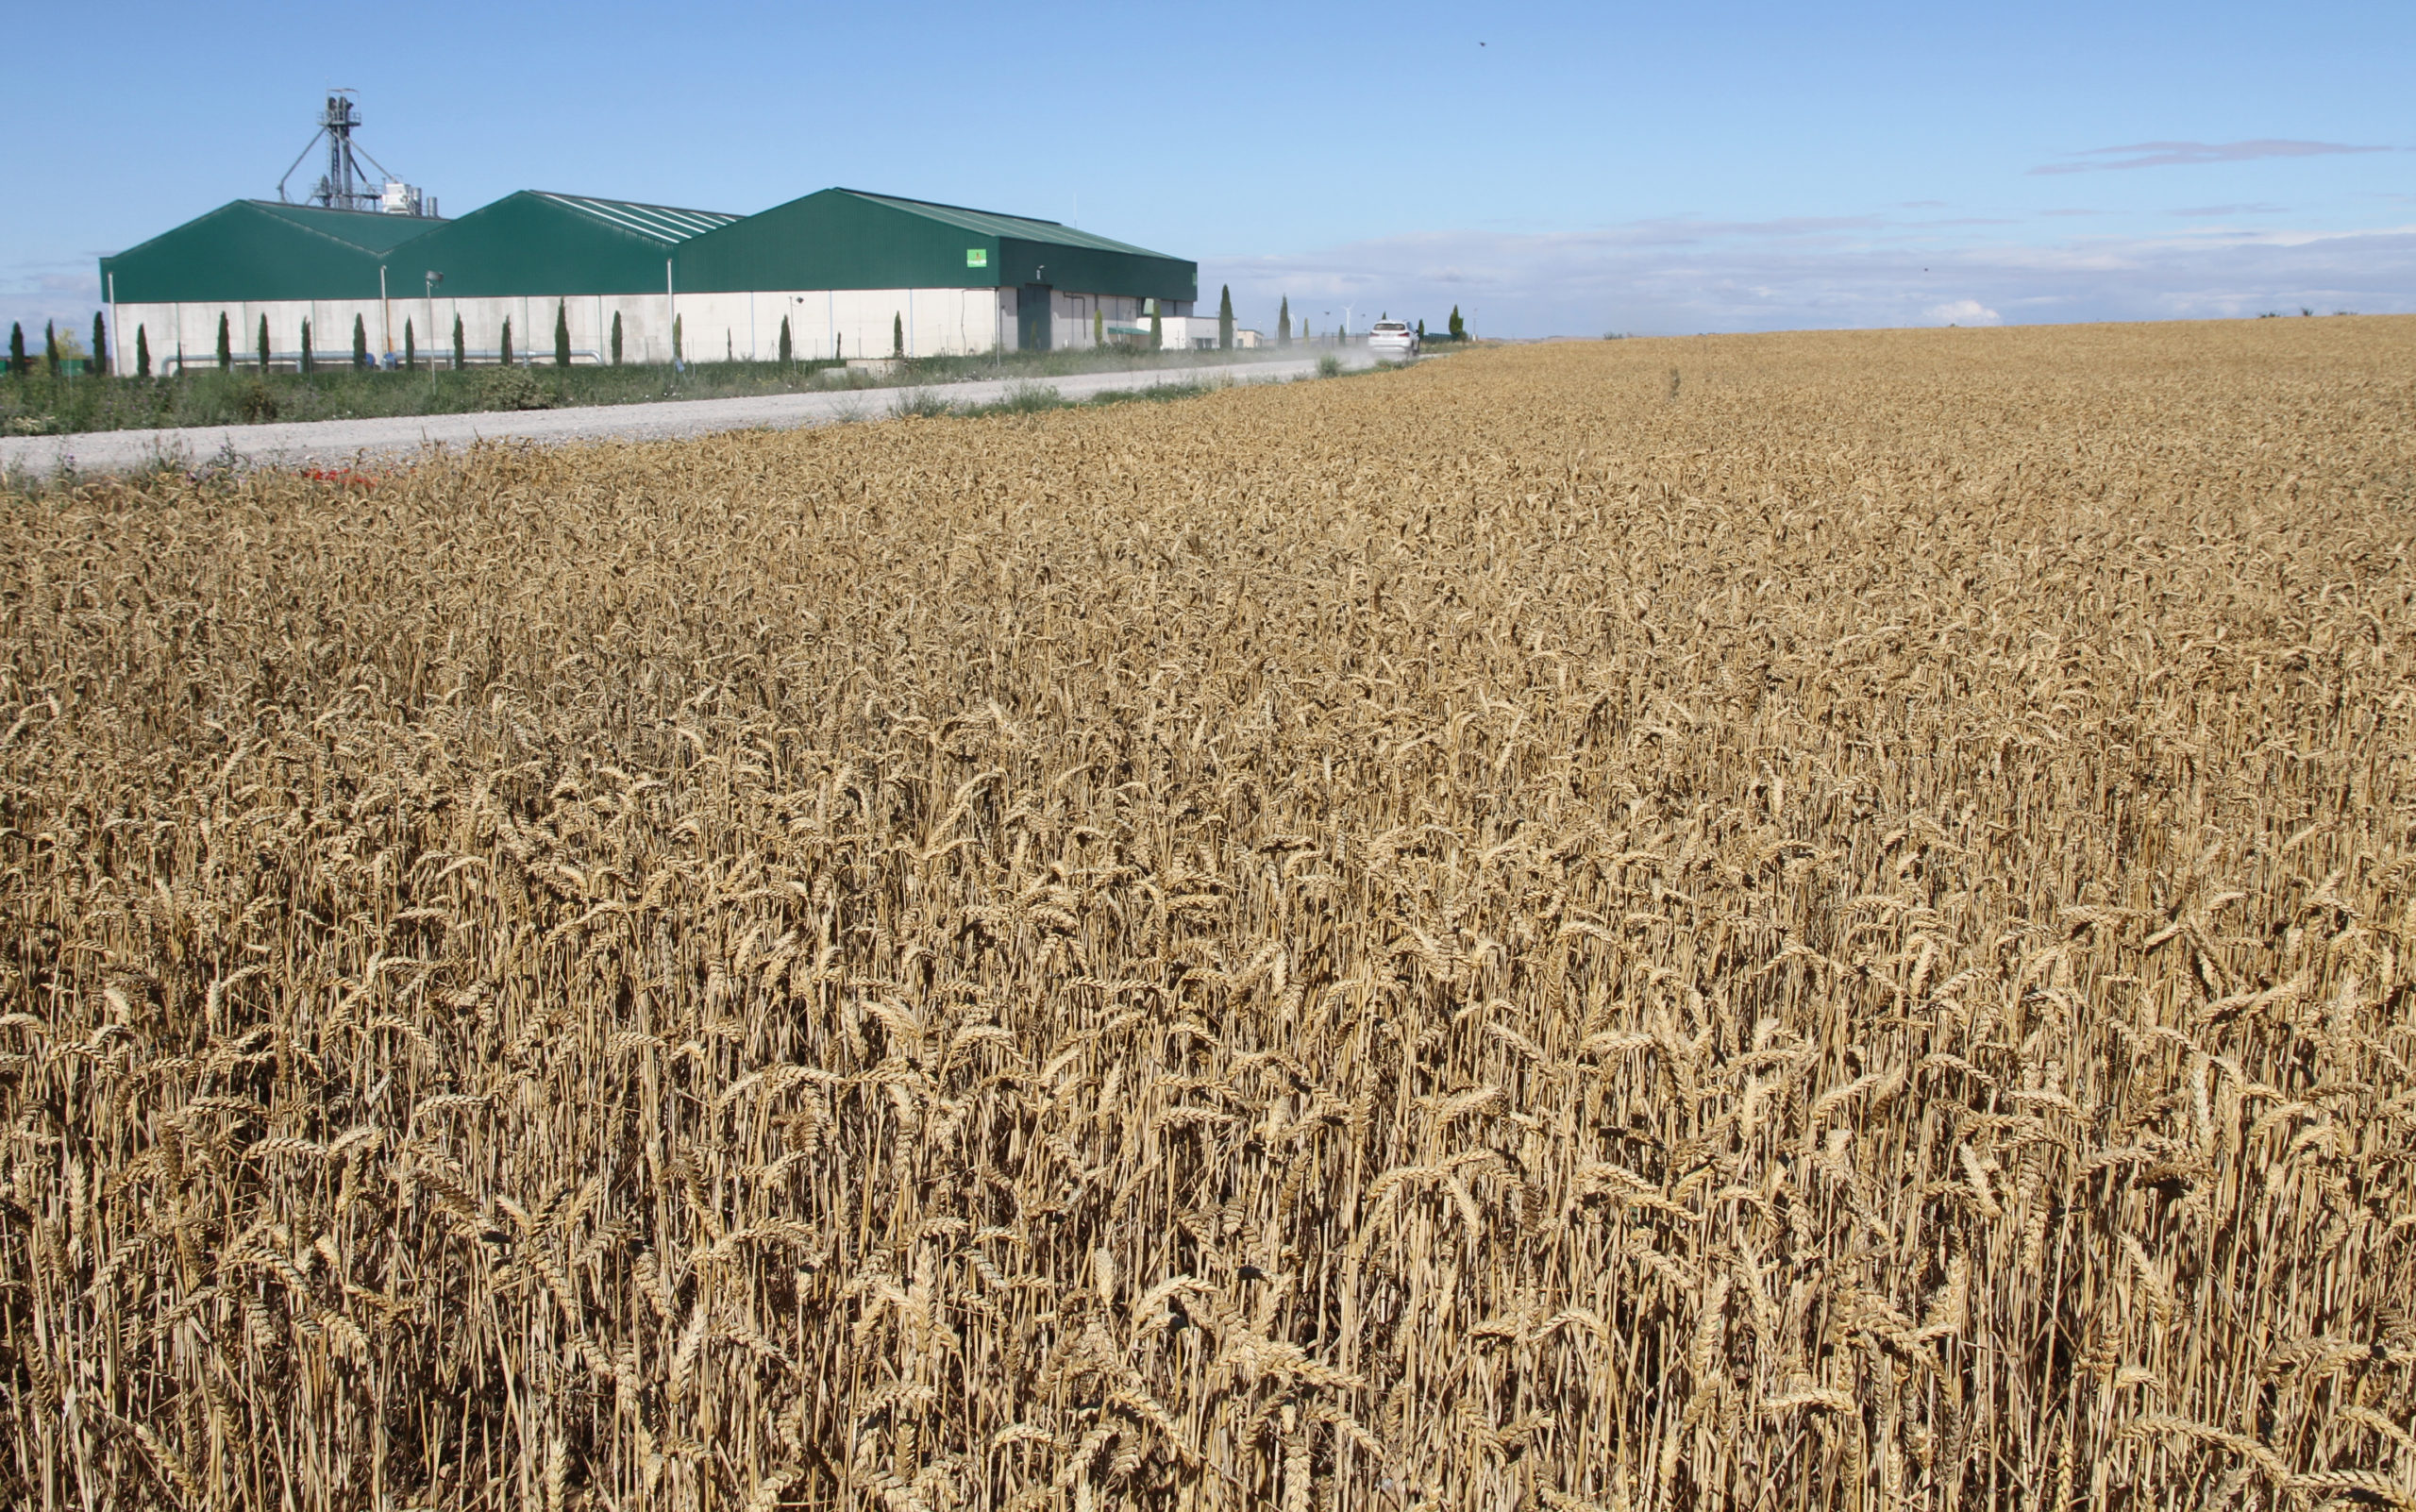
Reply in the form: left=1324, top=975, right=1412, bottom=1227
left=4, top=316, right=2411, bottom=1510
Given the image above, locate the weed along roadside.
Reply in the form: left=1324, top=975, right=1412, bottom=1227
left=3, top=318, right=2412, bottom=1508
left=0, top=342, right=1342, bottom=440
left=0, top=349, right=1391, bottom=478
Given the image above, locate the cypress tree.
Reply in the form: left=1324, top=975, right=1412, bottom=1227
left=1093, top=308, right=1104, bottom=346
left=1448, top=305, right=1464, bottom=341
left=672, top=315, right=682, bottom=364
left=1277, top=295, right=1291, bottom=346
left=453, top=314, right=466, bottom=370
left=892, top=312, right=904, bottom=360
left=1217, top=286, right=1233, bottom=350
left=352, top=313, right=369, bottom=369
left=45, top=320, right=59, bottom=376
left=1416, top=318, right=1425, bottom=340
left=778, top=315, right=791, bottom=363
left=1149, top=302, right=1162, bottom=350
left=499, top=317, right=512, bottom=368
left=404, top=320, right=415, bottom=371
left=136, top=325, right=151, bottom=378
left=216, top=313, right=232, bottom=370
left=92, top=311, right=108, bottom=376
left=299, top=319, right=313, bottom=376
left=555, top=301, right=571, bottom=368
left=611, top=311, right=623, bottom=365
left=258, top=315, right=271, bottom=371
left=8, top=322, right=24, bottom=376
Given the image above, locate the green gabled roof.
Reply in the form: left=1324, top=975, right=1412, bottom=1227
left=99, top=199, right=444, bottom=304
left=233, top=200, right=445, bottom=253
left=676, top=186, right=1197, bottom=303
left=530, top=193, right=739, bottom=245
left=380, top=190, right=740, bottom=296
left=100, top=185, right=1195, bottom=308
left=834, top=190, right=1183, bottom=261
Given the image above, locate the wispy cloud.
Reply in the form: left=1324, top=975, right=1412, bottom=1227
left=0, top=263, right=100, bottom=344
left=1924, top=298, right=2001, bottom=326
left=1205, top=218, right=2416, bottom=337
left=2031, top=140, right=2389, bottom=175
left=2170, top=203, right=2286, bottom=218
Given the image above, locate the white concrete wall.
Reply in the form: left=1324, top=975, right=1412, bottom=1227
left=112, top=294, right=669, bottom=370
left=674, top=288, right=1011, bottom=361
left=1155, top=314, right=1229, bottom=350
left=110, top=286, right=1194, bottom=369
left=116, top=298, right=407, bottom=372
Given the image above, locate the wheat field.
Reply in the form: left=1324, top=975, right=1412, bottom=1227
left=4, top=318, right=2414, bottom=1511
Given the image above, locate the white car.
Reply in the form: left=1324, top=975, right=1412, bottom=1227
left=1367, top=320, right=1419, bottom=360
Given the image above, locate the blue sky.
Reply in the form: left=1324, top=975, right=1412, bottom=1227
left=6, top=0, right=2409, bottom=340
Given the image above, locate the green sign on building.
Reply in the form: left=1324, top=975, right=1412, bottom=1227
left=966, top=248, right=988, bottom=268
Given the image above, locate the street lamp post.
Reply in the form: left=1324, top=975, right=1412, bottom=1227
left=424, top=271, right=443, bottom=380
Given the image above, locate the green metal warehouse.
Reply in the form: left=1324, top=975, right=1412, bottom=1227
left=674, top=188, right=1198, bottom=359
left=100, top=200, right=444, bottom=371
left=100, top=185, right=1198, bottom=368
left=372, top=191, right=737, bottom=365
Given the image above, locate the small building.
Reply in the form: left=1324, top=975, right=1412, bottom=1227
left=99, top=199, right=442, bottom=372
left=1156, top=313, right=1236, bottom=350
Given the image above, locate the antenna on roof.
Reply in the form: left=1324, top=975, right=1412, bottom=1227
left=276, top=92, right=437, bottom=217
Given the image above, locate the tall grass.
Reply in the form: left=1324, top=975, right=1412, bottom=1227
left=2, top=317, right=2412, bottom=1510
left=0, top=344, right=1315, bottom=437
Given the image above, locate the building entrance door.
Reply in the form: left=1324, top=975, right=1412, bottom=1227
left=1018, top=286, right=1052, bottom=351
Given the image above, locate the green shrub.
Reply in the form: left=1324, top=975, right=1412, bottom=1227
left=478, top=366, right=552, bottom=411
left=992, top=381, right=1065, bottom=414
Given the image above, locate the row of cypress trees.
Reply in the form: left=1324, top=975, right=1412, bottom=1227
left=133, top=300, right=611, bottom=376
left=12, top=296, right=1238, bottom=378
left=4, top=316, right=113, bottom=376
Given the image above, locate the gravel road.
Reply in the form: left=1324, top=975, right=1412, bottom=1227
left=0, top=353, right=1377, bottom=479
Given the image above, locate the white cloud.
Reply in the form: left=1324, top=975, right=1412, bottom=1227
left=1205, top=218, right=2416, bottom=337
left=2031, top=140, right=2390, bottom=175
left=1924, top=299, right=2001, bottom=326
